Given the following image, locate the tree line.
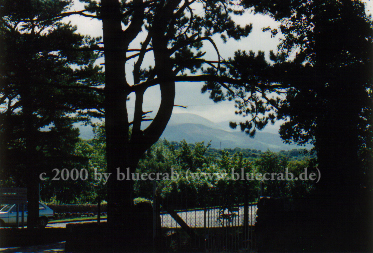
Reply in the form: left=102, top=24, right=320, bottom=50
left=1, top=0, right=372, bottom=249
left=36, top=123, right=315, bottom=205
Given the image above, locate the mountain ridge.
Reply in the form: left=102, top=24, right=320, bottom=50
left=160, top=121, right=303, bottom=151
left=77, top=113, right=310, bottom=151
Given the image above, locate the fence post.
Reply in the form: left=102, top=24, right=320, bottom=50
left=16, top=204, right=19, bottom=228
left=153, top=180, right=157, bottom=250
left=260, top=181, right=264, bottom=196
left=97, top=197, right=101, bottom=224
left=244, top=183, right=249, bottom=249
left=21, top=203, right=25, bottom=228
left=204, top=207, right=206, bottom=229
left=244, top=184, right=249, bottom=227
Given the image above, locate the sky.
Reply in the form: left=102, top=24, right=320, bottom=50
left=66, top=0, right=373, bottom=131
left=67, top=1, right=280, bottom=126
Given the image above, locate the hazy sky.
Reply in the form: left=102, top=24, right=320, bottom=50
left=67, top=1, right=281, bottom=125
left=66, top=0, right=373, bottom=130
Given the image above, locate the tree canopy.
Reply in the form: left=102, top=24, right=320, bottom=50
left=1, top=0, right=372, bottom=249
left=202, top=0, right=373, bottom=249
left=79, top=0, right=257, bottom=229
left=0, top=0, right=104, bottom=227
left=203, top=0, right=373, bottom=196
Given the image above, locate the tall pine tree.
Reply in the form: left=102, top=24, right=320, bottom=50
left=203, top=0, right=373, bottom=250
left=0, top=0, right=104, bottom=228
left=75, top=0, right=255, bottom=247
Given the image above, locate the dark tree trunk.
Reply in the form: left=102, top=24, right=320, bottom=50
left=22, top=84, right=39, bottom=229
left=101, top=0, right=132, bottom=228
left=315, top=83, right=362, bottom=200
left=0, top=113, right=9, bottom=181
left=310, top=6, right=368, bottom=247
left=101, top=1, right=176, bottom=249
left=102, top=0, right=176, bottom=221
left=312, top=1, right=366, bottom=201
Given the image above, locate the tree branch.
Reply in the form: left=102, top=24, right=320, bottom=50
left=19, top=9, right=101, bottom=23
left=54, top=85, right=104, bottom=93
left=132, top=88, right=145, bottom=140
left=122, top=0, right=145, bottom=49
left=131, top=74, right=287, bottom=94
left=169, top=36, right=222, bottom=70
left=133, top=33, right=152, bottom=84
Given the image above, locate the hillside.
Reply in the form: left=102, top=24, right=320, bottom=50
left=160, top=122, right=303, bottom=151
left=78, top=113, right=310, bottom=151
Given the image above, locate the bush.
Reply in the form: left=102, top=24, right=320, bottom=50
left=49, top=204, right=107, bottom=219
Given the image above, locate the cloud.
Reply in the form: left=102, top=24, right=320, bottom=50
left=66, top=0, right=285, bottom=130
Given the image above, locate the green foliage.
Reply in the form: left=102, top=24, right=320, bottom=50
left=176, top=140, right=211, bottom=172
left=133, top=197, right=152, bottom=206
left=40, top=123, right=107, bottom=203
left=255, top=151, right=315, bottom=198
left=200, top=0, right=373, bottom=200
left=48, top=119, right=314, bottom=204
left=254, top=151, right=289, bottom=198
left=286, top=158, right=317, bottom=198
left=0, top=0, right=104, bottom=204
left=132, top=138, right=314, bottom=206
left=79, top=0, right=258, bottom=224
left=37, top=119, right=315, bottom=204
left=89, top=123, right=107, bottom=172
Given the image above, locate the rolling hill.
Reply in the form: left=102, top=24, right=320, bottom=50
left=160, top=114, right=306, bottom=151
left=78, top=113, right=310, bottom=151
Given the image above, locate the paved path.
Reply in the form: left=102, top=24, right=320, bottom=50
left=161, top=205, right=257, bottom=228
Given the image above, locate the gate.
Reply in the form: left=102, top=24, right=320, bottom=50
left=153, top=185, right=258, bottom=252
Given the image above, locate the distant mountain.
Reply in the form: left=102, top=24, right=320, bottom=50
left=159, top=113, right=308, bottom=151
left=142, top=112, right=226, bottom=130
left=168, top=113, right=220, bottom=129
left=216, top=120, right=282, bottom=134
left=77, top=113, right=310, bottom=151
left=160, top=122, right=303, bottom=151
left=77, top=124, right=94, bottom=140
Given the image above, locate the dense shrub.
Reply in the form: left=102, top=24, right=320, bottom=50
left=49, top=198, right=151, bottom=219
left=48, top=204, right=107, bottom=219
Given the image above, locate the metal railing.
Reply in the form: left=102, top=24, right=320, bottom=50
left=156, top=193, right=258, bottom=252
